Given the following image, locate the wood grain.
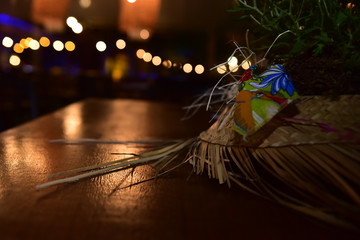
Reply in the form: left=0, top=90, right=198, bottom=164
left=0, top=98, right=358, bottom=239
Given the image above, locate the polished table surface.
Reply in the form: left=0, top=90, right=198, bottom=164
left=0, top=98, right=358, bottom=240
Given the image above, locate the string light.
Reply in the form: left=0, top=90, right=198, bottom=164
left=9, top=55, right=21, bottom=66
left=217, top=65, right=227, bottom=74
left=72, top=22, right=83, bottom=34
left=241, top=60, right=251, bottom=70
left=65, top=41, right=76, bottom=51
left=53, top=40, right=64, bottom=51
left=143, top=52, right=152, bottom=62
left=183, top=63, right=193, bottom=73
left=136, top=49, right=145, bottom=59
left=140, top=29, right=150, bottom=40
left=152, top=56, right=162, bottom=66
left=29, top=39, right=40, bottom=50
left=162, top=60, right=172, bottom=68
left=228, top=56, right=238, bottom=67
left=116, top=39, right=126, bottom=49
left=2, top=36, right=14, bottom=48
left=13, top=43, right=24, bottom=53
left=229, top=65, right=239, bottom=72
left=20, top=38, right=29, bottom=49
left=66, top=16, right=78, bottom=28
left=195, top=64, right=204, bottom=74
left=96, top=41, right=106, bottom=52
left=25, top=37, right=32, bottom=47
left=8, top=34, right=212, bottom=76
left=79, top=0, right=91, bottom=8
left=39, top=37, right=50, bottom=47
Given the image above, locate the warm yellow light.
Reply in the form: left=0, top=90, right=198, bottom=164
left=241, top=60, right=251, bottom=70
left=143, top=52, right=152, bottom=62
left=140, top=29, right=150, bottom=40
left=53, top=40, right=64, bottom=51
left=29, top=39, right=40, bottom=50
left=39, top=37, right=50, bottom=47
left=217, top=65, right=227, bottom=74
left=79, top=0, right=91, bottom=8
left=112, top=68, right=123, bottom=82
left=20, top=38, right=30, bottom=49
left=9, top=55, right=21, bottom=66
left=19, top=39, right=25, bottom=48
left=347, top=2, right=355, bottom=8
left=229, top=65, right=239, bottom=72
left=65, top=41, right=76, bottom=51
left=183, top=63, right=193, bottom=73
left=66, top=16, right=78, bottom=28
left=72, top=22, right=83, bottom=34
left=127, top=0, right=136, bottom=3
left=96, top=41, right=106, bottom=52
left=116, top=39, right=126, bottom=49
left=228, top=56, right=238, bottom=67
left=2, top=37, right=14, bottom=48
left=152, top=56, right=161, bottom=66
left=13, top=43, right=24, bottom=53
left=195, top=64, right=205, bottom=74
left=136, top=49, right=145, bottom=59
left=162, top=60, right=172, bottom=68
left=25, top=37, right=32, bottom=48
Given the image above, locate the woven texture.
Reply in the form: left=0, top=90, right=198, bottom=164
left=200, top=95, right=360, bottom=147
left=193, top=95, right=360, bottom=228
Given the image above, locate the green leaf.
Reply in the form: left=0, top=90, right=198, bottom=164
left=335, top=11, right=348, bottom=27
left=312, top=43, right=325, bottom=55
left=290, top=39, right=305, bottom=54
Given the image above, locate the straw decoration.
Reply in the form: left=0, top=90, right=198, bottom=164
left=36, top=33, right=360, bottom=228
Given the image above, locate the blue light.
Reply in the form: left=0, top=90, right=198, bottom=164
left=0, top=13, right=33, bottom=32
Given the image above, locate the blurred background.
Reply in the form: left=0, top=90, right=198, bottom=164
left=0, top=0, right=249, bottom=131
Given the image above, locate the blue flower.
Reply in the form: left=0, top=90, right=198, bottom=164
left=249, top=64, right=295, bottom=96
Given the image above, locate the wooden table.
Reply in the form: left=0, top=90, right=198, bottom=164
left=0, top=98, right=358, bottom=240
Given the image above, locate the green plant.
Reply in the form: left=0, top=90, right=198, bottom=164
left=231, top=0, right=360, bottom=75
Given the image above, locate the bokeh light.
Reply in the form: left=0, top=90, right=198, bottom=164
left=228, top=56, right=238, bottom=67
left=2, top=37, right=14, bottom=48
left=79, top=0, right=92, bottom=8
left=25, top=37, right=32, bottom=48
left=9, top=55, right=21, bottom=66
left=143, top=52, right=152, bottom=62
left=96, top=41, right=106, bottom=52
left=229, top=65, right=239, bottom=72
left=66, top=16, right=78, bottom=28
left=116, top=39, right=126, bottom=49
left=13, top=43, right=24, bottom=54
left=65, top=41, right=75, bottom=51
left=20, top=38, right=29, bottom=49
left=29, top=39, right=40, bottom=50
left=152, top=56, right=162, bottom=66
left=217, top=65, right=227, bottom=74
left=39, top=37, right=50, bottom=47
left=195, top=64, right=205, bottom=74
left=241, top=60, right=251, bottom=70
left=183, top=63, right=193, bottom=73
left=162, top=60, right=172, bottom=68
left=136, top=49, right=145, bottom=59
left=72, top=22, right=83, bottom=34
left=140, top=29, right=150, bottom=40
left=53, top=40, right=64, bottom=51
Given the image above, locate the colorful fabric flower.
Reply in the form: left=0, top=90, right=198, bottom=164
left=249, top=64, right=295, bottom=96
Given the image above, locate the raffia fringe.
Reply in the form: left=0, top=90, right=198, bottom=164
left=187, top=138, right=360, bottom=229
left=37, top=95, right=360, bottom=229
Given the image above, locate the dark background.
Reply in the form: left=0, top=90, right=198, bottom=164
left=0, top=0, right=252, bottom=131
